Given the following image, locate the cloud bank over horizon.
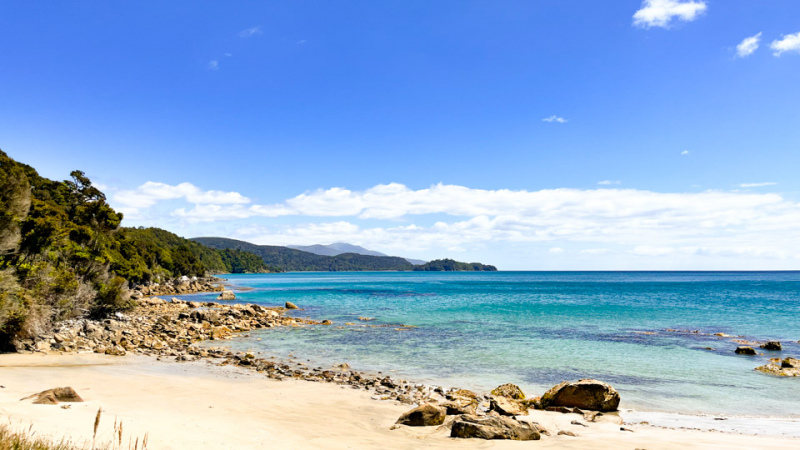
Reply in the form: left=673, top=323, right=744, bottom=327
left=112, top=180, right=800, bottom=270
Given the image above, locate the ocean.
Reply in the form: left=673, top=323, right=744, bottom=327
left=181, top=271, right=800, bottom=422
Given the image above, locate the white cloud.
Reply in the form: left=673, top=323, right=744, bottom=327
left=549, top=247, right=565, bottom=254
left=739, top=182, right=777, bottom=188
left=114, top=181, right=250, bottom=215
left=207, top=60, right=219, bottom=70
left=598, top=180, right=621, bottom=185
left=118, top=180, right=800, bottom=265
left=224, top=53, right=233, bottom=57
left=770, top=32, right=800, bottom=57
left=239, top=26, right=263, bottom=38
left=633, top=0, right=707, bottom=29
left=681, top=150, right=690, bottom=155
left=736, top=32, right=762, bottom=58
left=542, top=115, right=567, bottom=123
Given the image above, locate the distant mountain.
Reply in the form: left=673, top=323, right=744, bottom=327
left=192, top=237, right=415, bottom=272
left=288, top=242, right=427, bottom=265
left=287, top=242, right=386, bottom=257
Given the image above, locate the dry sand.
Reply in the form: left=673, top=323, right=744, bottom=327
left=1, top=352, right=797, bottom=449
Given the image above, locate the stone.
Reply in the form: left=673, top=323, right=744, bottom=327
left=285, top=301, right=299, bottom=309
left=540, top=379, right=620, bottom=412
left=105, top=345, right=126, bottom=356
left=450, top=415, right=542, bottom=440
left=22, top=387, right=83, bottom=404
left=395, top=403, right=447, bottom=427
left=441, top=401, right=477, bottom=416
left=760, top=341, right=782, bottom=351
left=735, top=346, right=757, bottom=355
left=755, top=357, right=800, bottom=377
left=490, top=383, right=525, bottom=400
left=558, top=430, right=578, bottom=437
left=321, top=320, right=333, bottom=325
left=217, top=290, right=236, bottom=301
left=489, top=396, right=526, bottom=416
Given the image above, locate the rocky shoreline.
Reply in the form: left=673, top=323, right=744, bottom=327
left=9, top=293, right=637, bottom=441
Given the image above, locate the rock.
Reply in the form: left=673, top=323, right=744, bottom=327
left=321, top=320, right=333, bottom=325
left=105, top=345, right=126, bottom=356
left=735, top=346, right=757, bottom=355
left=22, top=387, right=83, bottom=404
left=441, top=401, right=477, bottom=416
left=395, top=403, right=447, bottom=427
left=490, top=383, right=525, bottom=400
left=570, top=420, right=588, bottom=427
left=285, top=301, right=299, bottom=309
left=755, top=357, right=800, bottom=377
left=558, top=430, right=578, bottom=437
left=217, top=290, right=236, bottom=301
left=760, top=341, right=782, bottom=351
left=489, top=397, right=526, bottom=416
left=450, top=415, right=541, bottom=440
left=540, top=379, right=620, bottom=412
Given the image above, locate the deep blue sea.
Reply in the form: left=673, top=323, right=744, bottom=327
left=180, top=271, right=800, bottom=418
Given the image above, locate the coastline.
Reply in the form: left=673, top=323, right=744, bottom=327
left=1, top=288, right=798, bottom=447
left=0, top=352, right=797, bottom=449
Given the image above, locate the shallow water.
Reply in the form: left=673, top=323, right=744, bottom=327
left=180, top=271, right=800, bottom=418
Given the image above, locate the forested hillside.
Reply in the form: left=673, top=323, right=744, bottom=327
left=413, top=259, right=497, bottom=271
left=0, top=150, right=270, bottom=348
left=193, top=237, right=416, bottom=271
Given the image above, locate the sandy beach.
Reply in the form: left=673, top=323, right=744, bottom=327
left=1, top=352, right=797, bottom=449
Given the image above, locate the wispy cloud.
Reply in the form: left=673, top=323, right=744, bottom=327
left=598, top=180, right=621, bottom=186
left=542, top=115, right=567, bottom=123
left=770, top=32, right=800, bottom=57
left=207, top=60, right=219, bottom=70
left=736, top=32, right=762, bottom=58
left=681, top=150, right=690, bottom=155
left=739, top=182, right=777, bottom=188
left=114, top=181, right=250, bottom=216
left=115, top=181, right=800, bottom=264
left=633, top=0, right=707, bottom=29
left=239, top=26, right=263, bottom=38
left=224, top=53, right=233, bottom=57
left=297, top=40, right=307, bottom=45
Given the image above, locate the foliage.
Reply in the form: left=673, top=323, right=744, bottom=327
left=0, top=149, right=271, bottom=347
left=413, top=259, right=498, bottom=272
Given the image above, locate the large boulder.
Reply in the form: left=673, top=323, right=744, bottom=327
left=217, top=290, right=236, bottom=301
left=395, top=403, right=446, bottom=426
left=760, top=341, right=782, bottom=351
left=540, top=379, right=620, bottom=412
left=285, top=301, right=299, bottom=309
left=490, top=383, right=525, bottom=400
left=22, top=387, right=84, bottom=405
left=735, top=346, right=757, bottom=355
left=489, top=396, right=526, bottom=416
left=451, top=415, right=542, bottom=440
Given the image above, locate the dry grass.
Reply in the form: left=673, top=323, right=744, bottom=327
left=0, top=418, right=148, bottom=450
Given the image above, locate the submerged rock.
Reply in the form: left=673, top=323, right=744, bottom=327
left=395, top=403, right=446, bottom=426
left=540, top=379, right=620, bottom=412
left=756, top=357, right=800, bottom=377
left=760, top=341, right=782, bottom=351
left=285, top=301, right=299, bottom=309
left=217, top=290, right=236, bottom=301
left=490, top=383, right=525, bottom=400
left=735, top=346, right=757, bottom=355
left=450, top=415, right=542, bottom=440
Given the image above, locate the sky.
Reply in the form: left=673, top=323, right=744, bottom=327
left=2, top=0, right=800, bottom=270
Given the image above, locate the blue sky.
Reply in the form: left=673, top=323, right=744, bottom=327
left=2, top=1, right=800, bottom=270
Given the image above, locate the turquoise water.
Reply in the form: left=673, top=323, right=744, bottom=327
left=182, top=271, right=800, bottom=417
